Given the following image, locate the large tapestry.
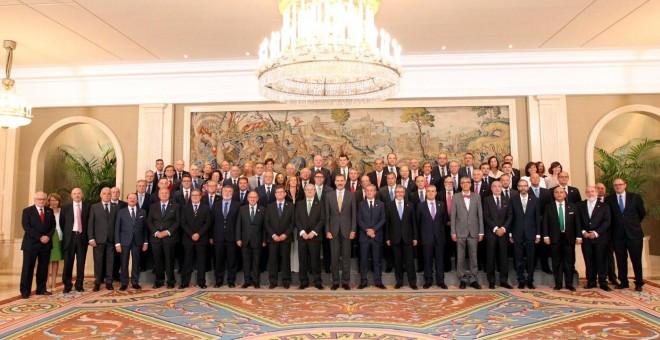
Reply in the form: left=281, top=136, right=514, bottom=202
left=188, top=105, right=512, bottom=172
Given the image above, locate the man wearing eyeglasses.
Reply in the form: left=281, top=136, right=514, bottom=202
left=20, top=192, right=56, bottom=299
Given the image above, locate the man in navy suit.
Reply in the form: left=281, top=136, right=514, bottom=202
left=180, top=189, right=211, bottom=289
left=510, top=179, right=541, bottom=289
left=367, top=158, right=387, bottom=188
left=357, top=184, right=387, bottom=289
left=256, top=171, right=276, bottom=208
left=212, top=185, right=241, bottom=287
left=578, top=186, right=611, bottom=291
left=295, top=184, right=325, bottom=289
left=543, top=186, right=582, bottom=291
left=606, top=178, right=646, bottom=292
left=417, top=185, right=448, bottom=289
left=265, top=186, right=295, bottom=289
left=552, top=171, right=582, bottom=204
left=236, top=191, right=266, bottom=288
left=222, top=166, right=242, bottom=191
left=233, top=177, right=250, bottom=206
left=147, top=188, right=181, bottom=289
left=20, top=192, right=55, bottom=298
left=114, top=193, right=148, bottom=291
left=386, top=185, right=419, bottom=290
left=483, top=181, right=513, bottom=289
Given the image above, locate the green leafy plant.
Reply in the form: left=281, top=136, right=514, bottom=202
left=595, top=138, right=659, bottom=219
left=57, top=143, right=116, bottom=204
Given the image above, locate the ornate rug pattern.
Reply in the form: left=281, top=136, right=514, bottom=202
left=1, top=281, right=658, bottom=339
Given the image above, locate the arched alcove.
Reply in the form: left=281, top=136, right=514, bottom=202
left=28, top=116, right=124, bottom=203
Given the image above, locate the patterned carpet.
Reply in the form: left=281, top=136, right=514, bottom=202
left=1, top=281, right=659, bottom=339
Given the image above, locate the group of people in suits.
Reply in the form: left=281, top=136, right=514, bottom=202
left=19, top=153, right=648, bottom=298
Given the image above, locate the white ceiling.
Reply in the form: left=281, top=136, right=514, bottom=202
left=1, top=0, right=659, bottom=67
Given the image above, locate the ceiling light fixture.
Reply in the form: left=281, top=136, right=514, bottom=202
left=0, top=40, right=31, bottom=129
left=257, top=0, right=402, bottom=105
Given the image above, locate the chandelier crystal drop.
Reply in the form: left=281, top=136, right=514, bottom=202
left=0, top=40, right=31, bottom=129
left=257, top=0, right=402, bottom=105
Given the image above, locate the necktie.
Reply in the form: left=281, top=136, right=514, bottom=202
left=139, top=194, right=144, bottom=207
left=337, top=192, right=343, bottom=212
left=184, top=190, right=189, bottom=202
left=377, top=173, right=382, bottom=187
left=161, top=204, right=166, bottom=215
left=193, top=179, right=198, bottom=189
left=278, top=202, right=283, bottom=218
left=426, top=176, right=430, bottom=187
left=342, top=168, right=346, bottom=177
left=441, top=167, right=445, bottom=177
left=534, top=187, right=539, bottom=197
left=147, top=183, right=152, bottom=193
left=131, top=207, right=136, bottom=221
left=496, top=196, right=501, bottom=210
left=447, top=192, right=452, bottom=215
left=76, top=203, right=83, bottom=233
left=178, top=172, right=182, bottom=179
left=193, top=205, right=198, bottom=216
left=467, top=167, right=471, bottom=178
left=453, top=176, right=458, bottom=190
left=104, top=203, right=110, bottom=216
left=240, top=192, right=245, bottom=201
left=588, top=201, right=594, bottom=218
left=250, top=206, right=255, bottom=221
left=209, top=195, right=214, bottom=208
left=389, top=188, right=394, bottom=201
left=168, top=180, right=173, bottom=191
left=39, top=208, right=45, bottom=224
left=257, top=176, right=261, bottom=187
left=618, top=195, right=624, bottom=213
left=224, top=201, right=229, bottom=217
left=430, top=201, right=436, bottom=219
left=369, top=201, right=373, bottom=210
left=474, top=182, right=480, bottom=194
left=419, top=190, right=424, bottom=202
left=504, top=189, right=509, bottom=198
left=397, top=201, right=403, bottom=219
left=351, top=182, right=355, bottom=192
left=307, top=200, right=312, bottom=215
left=558, top=203, right=565, bottom=232
left=522, top=196, right=527, bottom=212
left=266, top=186, right=271, bottom=196
left=317, top=186, right=322, bottom=200
left=233, top=179, right=237, bottom=187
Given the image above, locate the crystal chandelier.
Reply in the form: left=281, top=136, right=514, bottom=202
left=0, top=40, right=31, bottom=129
left=257, top=0, right=402, bottom=105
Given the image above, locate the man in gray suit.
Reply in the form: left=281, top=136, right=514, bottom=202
left=451, top=177, right=484, bottom=289
left=325, top=173, right=356, bottom=290
left=87, top=187, right=118, bottom=291
left=114, top=193, right=148, bottom=291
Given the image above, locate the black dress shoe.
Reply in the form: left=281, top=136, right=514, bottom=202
left=600, top=285, right=612, bottom=292
left=76, top=287, right=85, bottom=292
left=416, top=268, right=424, bottom=273
left=166, top=284, right=175, bottom=289
left=199, top=284, right=207, bottom=289
left=357, top=283, right=367, bottom=289
left=214, top=281, right=224, bottom=288
left=375, top=283, right=387, bottom=289
left=228, top=283, right=236, bottom=288
left=459, top=281, right=467, bottom=289
left=93, top=284, right=101, bottom=292
left=566, top=286, right=576, bottom=292
left=635, top=285, right=643, bottom=292
left=385, top=267, right=393, bottom=273
left=178, top=284, right=189, bottom=289
left=241, top=283, right=250, bottom=289
left=283, top=284, right=290, bottom=289
left=268, top=284, right=277, bottom=289
left=470, top=282, right=482, bottom=290
left=409, top=284, right=418, bottom=290
left=342, top=284, right=350, bottom=290
left=501, top=283, right=513, bottom=289
left=527, top=283, right=536, bottom=289
left=518, top=283, right=526, bottom=289
left=119, top=285, right=128, bottom=291
left=298, top=284, right=308, bottom=290
left=325, top=268, right=331, bottom=274
left=132, top=284, right=141, bottom=290
left=254, top=284, right=261, bottom=289
left=21, top=294, right=29, bottom=299
left=488, top=283, right=496, bottom=289
left=37, top=291, right=53, bottom=296
left=615, top=284, right=630, bottom=290
left=63, top=287, right=72, bottom=293
left=423, top=283, right=431, bottom=289
left=315, top=284, right=325, bottom=290
left=437, top=283, right=448, bottom=289
left=394, top=283, right=403, bottom=289
left=554, top=286, right=562, bottom=290
left=106, top=283, right=114, bottom=291
left=153, top=284, right=163, bottom=289
left=543, top=269, right=553, bottom=274
left=609, top=279, right=620, bottom=286
left=330, top=284, right=339, bottom=290
left=583, top=284, right=597, bottom=289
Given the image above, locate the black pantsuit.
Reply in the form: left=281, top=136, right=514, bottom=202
left=21, top=248, right=51, bottom=296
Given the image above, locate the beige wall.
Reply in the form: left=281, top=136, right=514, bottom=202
left=14, top=105, right=139, bottom=239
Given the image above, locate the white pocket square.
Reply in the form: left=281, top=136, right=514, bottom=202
left=569, top=212, right=574, bottom=214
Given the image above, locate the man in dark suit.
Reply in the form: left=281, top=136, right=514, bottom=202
left=265, top=186, right=295, bottom=288
left=60, top=188, right=91, bottom=293
left=417, top=185, right=448, bottom=289
left=448, top=161, right=462, bottom=192
left=470, top=169, right=492, bottom=199
left=212, top=185, right=241, bottom=287
left=438, top=176, right=457, bottom=273
left=357, top=184, right=387, bottom=289
left=236, top=191, right=266, bottom=288
left=552, top=171, right=582, bottom=204
left=149, top=178, right=171, bottom=205
left=346, top=168, right=362, bottom=194
left=606, top=178, right=646, bottom=292
left=422, top=161, right=441, bottom=188
left=200, top=180, right=221, bottom=208
left=578, top=186, right=612, bottom=291
left=398, top=166, right=413, bottom=192
left=173, top=175, right=193, bottom=207
left=233, top=177, right=250, bottom=206
left=431, top=153, right=449, bottom=179
left=378, top=172, right=398, bottom=203
left=458, top=152, right=476, bottom=180
left=296, top=184, right=325, bottom=290
left=368, top=158, right=387, bottom=188
left=189, top=164, right=205, bottom=190
left=483, top=180, right=513, bottom=289
left=472, top=168, right=492, bottom=271
left=501, top=162, right=520, bottom=190
left=180, top=189, right=211, bottom=289
left=88, top=187, right=118, bottom=291
left=313, top=170, right=333, bottom=273
left=174, top=159, right=190, bottom=181
left=255, top=171, right=276, bottom=208
left=409, top=175, right=428, bottom=207
left=451, top=177, right=484, bottom=289
left=145, top=170, right=158, bottom=195
left=596, top=182, right=619, bottom=285
left=20, top=192, right=55, bottom=299
left=503, top=154, right=521, bottom=179
left=310, top=154, right=332, bottom=187
left=529, top=173, right=552, bottom=274
left=510, top=179, right=541, bottom=289
left=114, top=193, right=148, bottom=291
left=109, top=186, right=128, bottom=282
left=222, top=166, right=242, bottom=191
left=147, top=188, right=181, bottom=289
left=136, top=179, right=152, bottom=272
left=330, top=154, right=351, bottom=189
left=386, top=185, right=419, bottom=289
left=325, top=173, right=356, bottom=290
left=543, top=186, right=581, bottom=291
left=384, top=153, right=400, bottom=179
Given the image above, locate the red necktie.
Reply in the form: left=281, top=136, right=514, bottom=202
left=474, top=183, right=480, bottom=194
left=39, top=208, right=45, bottom=224
left=446, top=192, right=452, bottom=215
left=168, top=180, right=173, bottom=191
left=351, top=182, right=356, bottom=192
